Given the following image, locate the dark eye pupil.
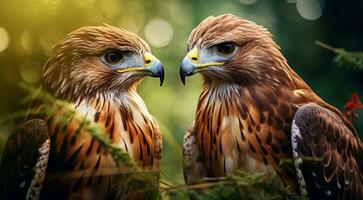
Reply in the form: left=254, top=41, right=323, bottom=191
left=105, top=51, right=123, bottom=63
left=218, top=43, right=235, bottom=54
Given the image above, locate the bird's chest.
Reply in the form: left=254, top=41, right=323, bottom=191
left=195, top=111, right=266, bottom=177
left=42, top=99, right=155, bottom=197
left=48, top=103, right=154, bottom=166
left=194, top=88, right=294, bottom=178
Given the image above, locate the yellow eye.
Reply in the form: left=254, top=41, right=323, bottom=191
left=216, top=43, right=235, bottom=54
left=104, top=51, right=123, bottom=64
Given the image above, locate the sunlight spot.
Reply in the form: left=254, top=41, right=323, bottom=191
left=240, top=0, right=258, bottom=5
left=19, top=60, right=42, bottom=83
left=144, top=18, right=173, bottom=48
left=0, top=27, right=10, bottom=52
left=296, top=0, right=323, bottom=20
left=21, top=31, right=34, bottom=54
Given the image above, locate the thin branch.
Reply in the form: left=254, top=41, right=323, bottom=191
left=315, top=41, right=339, bottom=53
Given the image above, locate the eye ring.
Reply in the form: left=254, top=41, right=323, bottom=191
left=216, top=42, right=235, bottom=55
left=104, top=50, right=123, bottom=64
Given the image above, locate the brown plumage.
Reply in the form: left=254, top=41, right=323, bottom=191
left=180, top=14, right=363, bottom=199
left=0, top=25, right=164, bottom=199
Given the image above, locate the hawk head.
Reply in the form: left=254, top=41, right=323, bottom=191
left=43, top=25, right=164, bottom=102
left=180, top=14, right=297, bottom=87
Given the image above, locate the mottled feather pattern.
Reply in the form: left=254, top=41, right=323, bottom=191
left=292, top=104, right=363, bottom=199
left=193, top=83, right=306, bottom=184
left=183, top=127, right=206, bottom=184
left=40, top=91, right=159, bottom=198
left=0, top=119, right=49, bottom=200
left=183, top=14, right=363, bottom=199
left=24, top=25, right=162, bottom=198
left=26, top=139, right=50, bottom=200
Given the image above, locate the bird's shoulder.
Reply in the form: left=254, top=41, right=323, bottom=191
left=0, top=119, right=50, bottom=200
left=292, top=103, right=363, bottom=199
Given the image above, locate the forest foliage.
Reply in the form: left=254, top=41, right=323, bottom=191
left=1, top=43, right=358, bottom=199
left=0, top=1, right=362, bottom=199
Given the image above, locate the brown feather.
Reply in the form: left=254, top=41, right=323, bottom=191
left=183, top=14, right=363, bottom=198
left=27, top=26, right=161, bottom=198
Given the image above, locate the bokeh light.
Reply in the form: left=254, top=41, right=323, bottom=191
left=19, top=60, right=42, bottom=83
left=0, top=27, right=10, bottom=53
left=144, top=18, right=173, bottom=48
left=296, top=0, right=323, bottom=20
left=21, top=31, right=34, bottom=54
left=0, top=0, right=362, bottom=190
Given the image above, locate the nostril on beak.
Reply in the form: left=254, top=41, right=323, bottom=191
left=191, top=57, right=197, bottom=62
left=145, top=59, right=152, bottom=65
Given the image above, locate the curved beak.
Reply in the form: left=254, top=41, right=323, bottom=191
left=116, top=52, right=164, bottom=86
left=144, top=53, right=165, bottom=86
left=179, top=57, right=196, bottom=85
left=179, top=48, right=224, bottom=85
left=180, top=48, right=199, bottom=85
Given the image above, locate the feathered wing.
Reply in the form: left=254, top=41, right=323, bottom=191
left=0, top=119, right=50, bottom=200
left=291, top=103, right=363, bottom=199
left=151, top=117, right=162, bottom=171
left=183, top=125, right=206, bottom=184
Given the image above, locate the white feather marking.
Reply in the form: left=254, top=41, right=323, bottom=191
left=26, top=139, right=50, bottom=200
left=291, top=120, right=308, bottom=196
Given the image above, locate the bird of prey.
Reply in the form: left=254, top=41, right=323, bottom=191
left=180, top=14, right=363, bottom=199
left=0, top=25, right=164, bottom=199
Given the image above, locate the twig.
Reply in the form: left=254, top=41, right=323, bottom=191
left=315, top=41, right=339, bottom=53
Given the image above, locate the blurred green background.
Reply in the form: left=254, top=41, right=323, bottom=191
left=0, top=0, right=362, bottom=185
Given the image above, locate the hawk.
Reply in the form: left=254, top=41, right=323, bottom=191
left=0, top=25, right=164, bottom=199
left=180, top=14, right=363, bottom=199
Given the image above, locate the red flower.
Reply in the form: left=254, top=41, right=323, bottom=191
left=344, top=92, right=363, bottom=123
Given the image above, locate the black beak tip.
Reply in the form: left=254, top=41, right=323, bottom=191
left=158, top=65, right=165, bottom=86
left=180, top=75, right=186, bottom=85
left=159, top=75, right=164, bottom=87
left=179, top=67, right=186, bottom=85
